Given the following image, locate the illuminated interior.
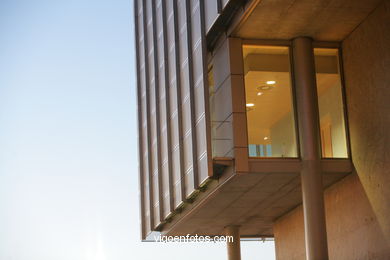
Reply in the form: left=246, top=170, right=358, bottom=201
left=243, top=45, right=298, bottom=158
left=314, top=48, right=348, bottom=158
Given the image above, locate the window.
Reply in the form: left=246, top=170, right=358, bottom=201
left=314, top=48, right=348, bottom=158
left=243, top=45, right=298, bottom=158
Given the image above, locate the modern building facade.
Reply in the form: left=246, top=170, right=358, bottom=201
left=133, top=0, right=390, bottom=259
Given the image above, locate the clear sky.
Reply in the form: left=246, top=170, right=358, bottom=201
left=0, top=0, right=275, bottom=259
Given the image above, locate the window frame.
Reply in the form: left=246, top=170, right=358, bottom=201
left=313, top=44, right=352, bottom=159
left=241, top=41, right=301, bottom=159
left=240, top=39, right=351, bottom=160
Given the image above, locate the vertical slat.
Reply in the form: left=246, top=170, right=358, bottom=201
left=217, top=0, right=223, bottom=13
left=136, top=0, right=217, bottom=237
left=172, top=0, right=186, bottom=203
left=150, top=0, right=164, bottom=224
left=199, top=0, right=214, bottom=179
left=134, top=0, right=146, bottom=239
left=141, top=0, right=154, bottom=230
left=161, top=1, right=175, bottom=214
left=184, top=0, right=199, bottom=192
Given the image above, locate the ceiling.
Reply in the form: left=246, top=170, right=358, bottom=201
left=160, top=159, right=352, bottom=238
left=245, top=70, right=293, bottom=143
left=233, top=0, right=383, bottom=41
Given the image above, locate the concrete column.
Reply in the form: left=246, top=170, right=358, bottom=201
left=292, top=37, right=329, bottom=260
left=225, top=226, right=241, bottom=260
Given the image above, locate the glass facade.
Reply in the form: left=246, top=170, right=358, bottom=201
left=243, top=45, right=298, bottom=158
left=314, top=48, right=348, bottom=158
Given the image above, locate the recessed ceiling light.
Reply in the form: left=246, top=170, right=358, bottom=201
left=246, top=103, right=255, bottom=107
left=258, top=85, right=273, bottom=91
left=266, top=80, right=276, bottom=85
left=264, top=136, right=269, bottom=140
left=257, top=92, right=263, bottom=96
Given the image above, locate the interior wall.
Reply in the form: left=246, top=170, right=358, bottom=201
left=317, top=81, right=348, bottom=157
left=270, top=111, right=296, bottom=157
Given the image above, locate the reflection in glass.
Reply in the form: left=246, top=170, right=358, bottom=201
left=243, top=45, right=298, bottom=158
left=314, top=48, right=348, bottom=158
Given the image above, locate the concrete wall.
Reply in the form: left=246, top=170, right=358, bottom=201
left=274, top=0, right=390, bottom=258
left=275, top=173, right=390, bottom=259
left=342, top=0, right=390, bottom=245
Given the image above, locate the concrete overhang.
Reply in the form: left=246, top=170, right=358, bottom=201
left=230, top=0, right=383, bottom=41
left=153, top=158, right=352, bottom=239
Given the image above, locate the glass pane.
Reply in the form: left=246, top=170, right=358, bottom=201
left=243, top=45, right=298, bottom=158
left=314, top=48, right=348, bottom=158
left=208, top=66, right=233, bottom=158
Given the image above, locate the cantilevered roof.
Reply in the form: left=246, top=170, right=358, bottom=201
left=232, top=0, right=383, bottom=41
left=155, top=159, right=351, bottom=239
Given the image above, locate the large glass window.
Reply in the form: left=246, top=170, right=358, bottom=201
left=243, top=45, right=298, bottom=158
left=314, top=48, right=348, bottom=158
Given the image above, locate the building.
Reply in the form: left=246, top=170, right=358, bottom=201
left=133, top=0, right=390, bottom=259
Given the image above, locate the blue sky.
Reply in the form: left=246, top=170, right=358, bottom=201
left=0, top=0, right=275, bottom=259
